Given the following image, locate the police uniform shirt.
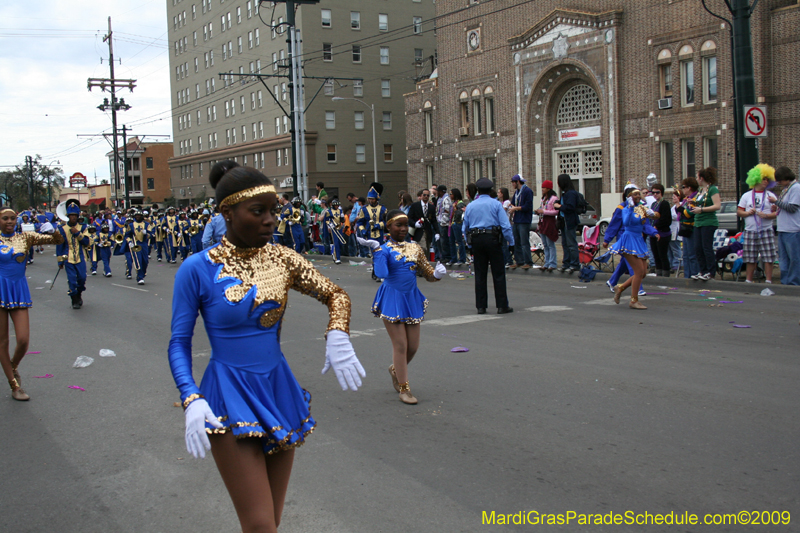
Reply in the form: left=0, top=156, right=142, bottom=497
left=462, top=195, right=515, bottom=246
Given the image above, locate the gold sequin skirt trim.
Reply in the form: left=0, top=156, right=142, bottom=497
left=207, top=415, right=316, bottom=455
left=371, top=298, right=428, bottom=325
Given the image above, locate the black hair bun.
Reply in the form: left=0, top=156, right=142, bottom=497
left=209, top=160, right=240, bottom=189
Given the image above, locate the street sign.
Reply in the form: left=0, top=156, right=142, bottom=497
left=743, top=105, right=767, bottom=138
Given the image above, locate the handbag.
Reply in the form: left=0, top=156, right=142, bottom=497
left=678, top=223, right=693, bottom=238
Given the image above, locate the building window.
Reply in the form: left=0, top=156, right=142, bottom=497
left=272, top=52, right=278, bottom=71
left=381, top=79, right=390, bottom=97
left=259, top=121, right=264, bottom=138
left=247, top=0, right=252, bottom=18
left=682, top=139, right=696, bottom=179
left=257, top=90, right=262, bottom=107
left=424, top=111, right=433, bottom=143
left=383, top=144, right=393, bottom=163
left=248, top=31, right=253, bottom=49
left=351, top=12, right=360, bottom=30
left=378, top=13, right=388, bottom=32
left=460, top=100, right=469, bottom=130
left=324, top=79, right=334, bottom=96
left=556, top=84, right=600, bottom=126
left=275, top=117, right=280, bottom=135
left=240, top=95, right=245, bottom=113
left=356, top=144, right=366, bottom=163
left=236, top=6, right=241, bottom=24
left=413, top=16, right=422, bottom=34
left=352, top=45, right=361, bottom=63
left=472, top=100, right=482, bottom=134
left=242, top=125, right=247, bottom=142
left=415, top=48, right=423, bottom=64
left=660, top=141, right=675, bottom=184
left=323, top=43, right=332, bottom=61
left=281, top=82, right=287, bottom=101
left=462, top=160, right=470, bottom=188
left=231, top=128, right=236, bottom=144
left=283, top=116, right=289, bottom=133
left=327, top=145, right=337, bottom=163
left=146, top=157, right=154, bottom=169
left=487, top=158, right=497, bottom=181
left=354, top=79, right=363, bottom=97
left=321, top=9, right=331, bottom=27
left=354, top=111, right=364, bottom=130
left=382, top=111, right=392, bottom=130
left=660, top=64, right=673, bottom=99
left=485, top=97, right=495, bottom=133
left=704, top=137, right=718, bottom=169
left=255, top=28, right=260, bottom=46
left=704, top=55, right=717, bottom=103
left=426, top=165, right=434, bottom=189
left=380, top=47, right=389, bottom=65
left=147, top=178, right=155, bottom=190
left=475, top=159, right=483, bottom=180
left=326, top=111, right=336, bottom=130
left=276, top=150, right=282, bottom=167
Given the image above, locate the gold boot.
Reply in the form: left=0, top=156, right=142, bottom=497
left=629, top=294, right=647, bottom=310
left=388, top=364, right=400, bottom=392
left=11, top=363, right=20, bottom=387
left=613, top=284, right=625, bottom=304
left=9, top=378, right=29, bottom=401
left=398, top=382, right=418, bottom=404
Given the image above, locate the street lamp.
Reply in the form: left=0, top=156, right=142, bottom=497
left=46, top=160, right=60, bottom=210
left=331, top=97, right=378, bottom=184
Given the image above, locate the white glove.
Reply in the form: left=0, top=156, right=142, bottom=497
left=322, top=330, right=366, bottom=391
left=39, top=222, right=55, bottom=234
left=356, top=236, right=381, bottom=251
left=184, top=399, right=224, bottom=459
left=287, top=221, right=294, bottom=226
left=645, top=208, right=656, bottom=217
left=433, top=262, right=447, bottom=279
left=415, top=219, right=423, bottom=229
left=434, top=233, right=440, bottom=242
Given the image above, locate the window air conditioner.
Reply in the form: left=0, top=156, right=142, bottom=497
left=458, top=127, right=468, bottom=136
left=658, top=97, right=672, bottom=110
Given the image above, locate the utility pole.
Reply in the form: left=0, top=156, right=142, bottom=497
left=700, top=0, right=760, bottom=199
left=26, top=155, right=34, bottom=208
left=88, top=17, right=135, bottom=209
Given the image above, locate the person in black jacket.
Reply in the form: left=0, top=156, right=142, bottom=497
left=407, top=189, right=439, bottom=254
left=649, top=183, right=673, bottom=276
left=556, top=174, right=581, bottom=273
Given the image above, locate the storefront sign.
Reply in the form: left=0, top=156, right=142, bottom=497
left=558, top=126, right=601, bottom=142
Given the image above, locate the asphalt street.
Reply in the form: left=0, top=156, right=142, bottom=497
left=1, top=245, right=798, bottom=532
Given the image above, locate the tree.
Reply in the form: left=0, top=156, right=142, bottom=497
left=4, top=155, right=65, bottom=210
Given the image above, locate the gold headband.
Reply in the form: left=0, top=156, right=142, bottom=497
left=0, top=208, right=16, bottom=215
left=386, top=214, right=408, bottom=226
left=219, top=184, right=277, bottom=207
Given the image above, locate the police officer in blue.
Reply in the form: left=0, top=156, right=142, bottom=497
left=462, top=178, right=515, bottom=315
left=56, top=199, right=92, bottom=309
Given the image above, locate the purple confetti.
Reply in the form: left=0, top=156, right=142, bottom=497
left=26, top=351, right=41, bottom=354
left=68, top=385, right=86, bottom=391
left=732, top=325, right=752, bottom=328
left=719, top=301, right=744, bottom=304
left=647, top=292, right=670, bottom=295
left=450, top=346, right=470, bottom=353
left=34, top=374, right=53, bottom=379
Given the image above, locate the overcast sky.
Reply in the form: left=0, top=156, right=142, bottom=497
left=0, top=0, right=172, bottom=183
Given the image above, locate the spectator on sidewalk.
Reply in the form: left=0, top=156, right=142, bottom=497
left=649, top=183, right=672, bottom=277
left=557, top=174, right=581, bottom=273
left=508, top=174, right=533, bottom=270
left=436, top=185, right=453, bottom=265
left=774, top=166, right=800, bottom=285
left=678, top=177, right=700, bottom=278
left=497, top=187, right=514, bottom=267
left=689, top=167, right=721, bottom=281
left=534, top=180, right=559, bottom=272
left=737, top=164, right=778, bottom=284
left=668, top=188, right=683, bottom=273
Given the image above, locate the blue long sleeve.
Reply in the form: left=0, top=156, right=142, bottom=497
left=643, top=217, right=658, bottom=238
left=603, top=206, right=624, bottom=244
left=372, top=247, right=390, bottom=278
left=168, top=262, right=203, bottom=403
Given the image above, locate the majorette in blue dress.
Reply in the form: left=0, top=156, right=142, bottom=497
left=169, top=237, right=351, bottom=454
left=606, top=205, right=658, bottom=259
left=371, top=239, right=439, bottom=324
left=0, top=231, right=64, bottom=309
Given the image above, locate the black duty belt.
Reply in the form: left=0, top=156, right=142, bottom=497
left=467, top=227, right=500, bottom=235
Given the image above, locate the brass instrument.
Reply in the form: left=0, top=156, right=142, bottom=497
left=113, top=233, right=125, bottom=244
left=99, top=234, right=112, bottom=247
left=189, top=225, right=200, bottom=235
left=291, top=208, right=302, bottom=224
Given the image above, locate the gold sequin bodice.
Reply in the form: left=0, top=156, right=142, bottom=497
left=206, top=238, right=351, bottom=333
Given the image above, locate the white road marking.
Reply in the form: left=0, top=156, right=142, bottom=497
left=425, top=315, right=501, bottom=326
left=111, top=283, right=149, bottom=292
left=348, top=329, right=381, bottom=338
left=584, top=299, right=618, bottom=306
left=525, top=306, right=573, bottom=312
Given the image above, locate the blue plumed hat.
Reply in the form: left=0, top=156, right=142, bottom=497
left=367, top=187, right=380, bottom=199
left=65, top=199, right=81, bottom=215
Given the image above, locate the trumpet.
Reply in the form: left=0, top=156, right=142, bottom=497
left=114, top=233, right=125, bottom=244
left=189, top=225, right=200, bottom=235
left=291, top=209, right=302, bottom=224
left=99, top=235, right=112, bottom=247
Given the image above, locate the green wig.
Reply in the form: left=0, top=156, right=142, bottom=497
left=746, top=164, right=775, bottom=189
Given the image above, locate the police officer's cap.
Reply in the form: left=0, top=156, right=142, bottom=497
left=476, top=178, right=494, bottom=190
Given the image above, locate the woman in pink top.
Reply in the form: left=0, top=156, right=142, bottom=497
left=535, top=180, right=559, bottom=271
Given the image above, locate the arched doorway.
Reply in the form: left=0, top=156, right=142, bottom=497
left=551, top=83, right=603, bottom=210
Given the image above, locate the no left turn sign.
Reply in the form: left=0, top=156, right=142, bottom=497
left=744, top=105, right=768, bottom=138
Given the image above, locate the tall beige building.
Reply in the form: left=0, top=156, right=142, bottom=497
left=167, top=0, right=436, bottom=205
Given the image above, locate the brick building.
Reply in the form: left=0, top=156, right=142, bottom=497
left=106, top=139, right=173, bottom=208
left=166, top=0, right=436, bottom=204
left=405, top=0, right=800, bottom=217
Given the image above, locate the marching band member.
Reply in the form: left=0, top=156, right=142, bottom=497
left=188, top=210, right=205, bottom=254
left=169, top=161, right=364, bottom=531
left=55, top=200, right=92, bottom=310
left=87, top=223, right=99, bottom=275
left=276, top=194, right=292, bottom=248
left=153, top=209, right=167, bottom=261
left=162, top=206, right=180, bottom=263
left=322, top=198, right=345, bottom=264
left=358, top=183, right=387, bottom=282
left=358, top=209, right=445, bottom=404
left=126, top=210, right=152, bottom=285
left=176, top=211, right=191, bottom=261
left=0, top=205, right=62, bottom=400
left=96, top=223, right=114, bottom=277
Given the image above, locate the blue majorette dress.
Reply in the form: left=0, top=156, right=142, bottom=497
left=607, top=206, right=658, bottom=259
left=0, top=231, right=64, bottom=309
left=371, top=239, right=439, bottom=324
left=168, top=237, right=351, bottom=454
